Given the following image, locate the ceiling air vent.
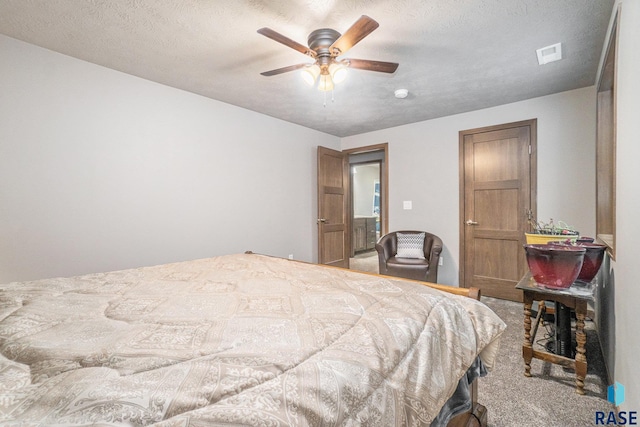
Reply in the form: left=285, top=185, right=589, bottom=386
left=536, top=43, right=562, bottom=65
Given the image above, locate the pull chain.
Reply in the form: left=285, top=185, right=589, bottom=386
left=322, top=89, right=335, bottom=108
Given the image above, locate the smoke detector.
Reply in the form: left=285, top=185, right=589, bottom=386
left=536, top=43, right=562, bottom=65
left=394, top=89, right=409, bottom=99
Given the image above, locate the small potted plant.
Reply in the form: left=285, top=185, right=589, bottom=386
left=525, top=218, right=579, bottom=244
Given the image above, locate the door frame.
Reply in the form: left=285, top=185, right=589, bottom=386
left=458, top=119, right=538, bottom=289
left=344, top=143, right=389, bottom=241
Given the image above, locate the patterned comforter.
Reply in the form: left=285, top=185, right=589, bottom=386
left=0, top=253, right=505, bottom=426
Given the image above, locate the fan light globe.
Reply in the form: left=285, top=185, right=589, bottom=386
left=329, top=63, right=347, bottom=84
left=301, top=65, right=320, bottom=86
left=318, top=74, right=334, bottom=92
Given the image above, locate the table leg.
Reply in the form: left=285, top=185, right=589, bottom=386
left=574, top=300, right=588, bottom=395
left=523, top=292, right=534, bottom=377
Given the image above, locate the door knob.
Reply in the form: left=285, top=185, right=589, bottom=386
left=465, top=220, right=478, bottom=225
left=317, top=218, right=327, bottom=224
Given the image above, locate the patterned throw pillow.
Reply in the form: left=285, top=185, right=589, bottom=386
left=396, top=232, right=426, bottom=259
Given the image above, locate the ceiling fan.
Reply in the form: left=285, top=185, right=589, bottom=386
left=257, top=15, right=399, bottom=92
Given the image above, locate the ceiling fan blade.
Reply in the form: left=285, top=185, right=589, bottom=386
left=346, top=58, right=399, bottom=73
left=330, top=15, right=379, bottom=55
left=260, top=63, right=309, bottom=76
left=257, top=28, right=315, bottom=57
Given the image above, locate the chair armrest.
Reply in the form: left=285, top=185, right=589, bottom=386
left=429, top=243, right=443, bottom=265
left=375, top=234, right=396, bottom=275
left=425, top=235, right=443, bottom=283
left=376, top=240, right=393, bottom=259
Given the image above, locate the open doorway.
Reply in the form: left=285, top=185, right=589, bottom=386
left=347, top=146, right=387, bottom=274
left=316, top=143, right=387, bottom=270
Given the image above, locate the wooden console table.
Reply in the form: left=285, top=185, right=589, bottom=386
left=516, top=272, right=595, bottom=395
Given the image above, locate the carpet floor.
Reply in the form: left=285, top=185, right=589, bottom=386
left=349, top=253, right=614, bottom=425
left=349, top=251, right=379, bottom=274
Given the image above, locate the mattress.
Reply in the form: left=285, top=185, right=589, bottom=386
left=0, top=253, right=505, bottom=426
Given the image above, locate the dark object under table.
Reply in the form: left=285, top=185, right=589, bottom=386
left=516, top=272, right=595, bottom=395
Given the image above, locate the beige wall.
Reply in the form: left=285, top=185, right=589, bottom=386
left=606, top=0, right=640, bottom=412
left=341, top=87, right=596, bottom=286
left=0, top=35, right=339, bottom=282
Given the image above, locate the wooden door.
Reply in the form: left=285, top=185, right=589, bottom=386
left=317, top=146, right=349, bottom=268
left=460, top=120, right=536, bottom=301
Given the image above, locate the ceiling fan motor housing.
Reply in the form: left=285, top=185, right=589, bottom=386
left=308, top=29, right=341, bottom=55
left=308, top=29, right=341, bottom=74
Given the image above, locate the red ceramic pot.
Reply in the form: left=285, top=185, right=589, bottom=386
left=549, top=241, right=607, bottom=283
left=576, top=237, right=595, bottom=244
left=576, top=243, right=607, bottom=282
left=524, top=244, right=586, bottom=289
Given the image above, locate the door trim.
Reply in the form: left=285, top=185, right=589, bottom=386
left=458, top=119, right=538, bottom=288
left=343, top=143, right=389, bottom=237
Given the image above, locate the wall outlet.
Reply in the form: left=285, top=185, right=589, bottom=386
left=288, top=254, right=294, bottom=260
left=403, top=201, right=412, bottom=210
left=438, top=257, right=444, bottom=266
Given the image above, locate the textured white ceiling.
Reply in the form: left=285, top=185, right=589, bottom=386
left=0, top=0, right=614, bottom=137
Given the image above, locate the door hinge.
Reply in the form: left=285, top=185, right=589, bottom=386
left=528, top=145, right=532, bottom=155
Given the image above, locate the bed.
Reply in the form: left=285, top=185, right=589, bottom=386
left=0, top=253, right=505, bottom=426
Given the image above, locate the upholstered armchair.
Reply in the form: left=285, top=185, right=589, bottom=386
left=375, top=231, right=443, bottom=283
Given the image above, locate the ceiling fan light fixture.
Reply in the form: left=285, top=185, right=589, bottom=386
left=329, top=63, right=347, bottom=84
left=258, top=16, right=399, bottom=99
left=317, top=74, right=334, bottom=92
left=301, top=65, right=320, bottom=86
